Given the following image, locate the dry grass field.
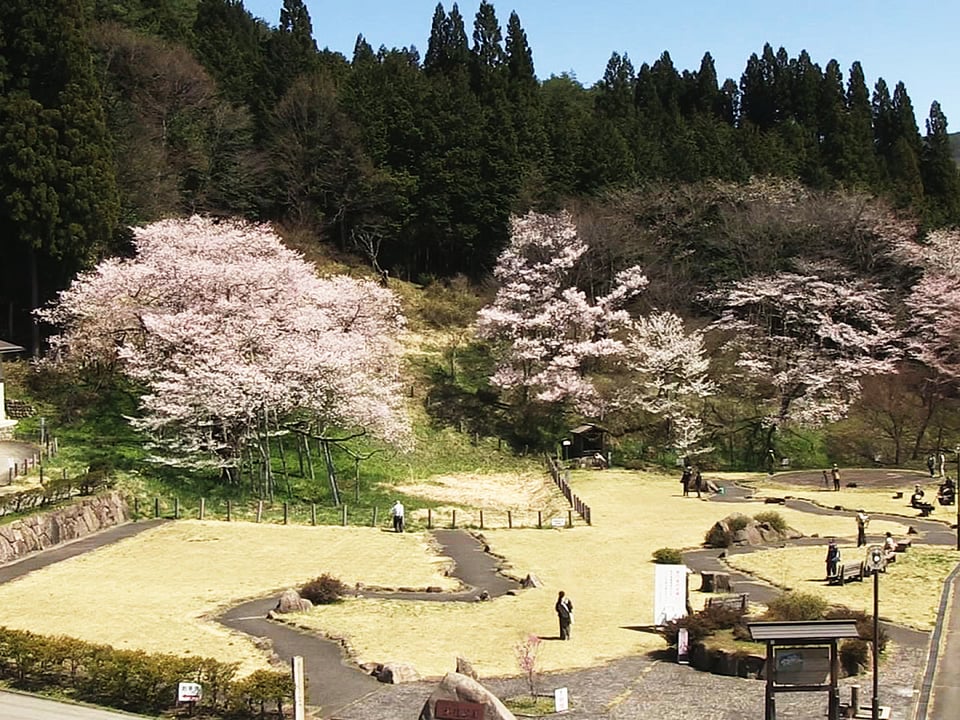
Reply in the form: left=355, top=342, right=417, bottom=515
left=0, top=468, right=952, bottom=680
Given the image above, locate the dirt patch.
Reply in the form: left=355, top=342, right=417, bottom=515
left=390, top=472, right=569, bottom=513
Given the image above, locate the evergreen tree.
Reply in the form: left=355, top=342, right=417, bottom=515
left=816, top=59, right=847, bottom=184
left=257, top=0, right=319, bottom=127
left=193, top=0, right=267, bottom=107
left=920, top=101, right=960, bottom=223
left=504, top=11, right=546, bottom=204
left=0, top=0, right=120, bottom=352
left=470, top=0, right=505, bottom=98
left=844, top=61, right=880, bottom=187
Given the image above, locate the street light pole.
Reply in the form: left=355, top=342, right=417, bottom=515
left=872, top=568, right=879, bottom=720
left=955, top=447, right=960, bottom=551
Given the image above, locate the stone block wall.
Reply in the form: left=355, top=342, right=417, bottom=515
left=0, top=491, right=130, bottom=565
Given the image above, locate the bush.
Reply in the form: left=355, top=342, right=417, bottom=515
left=839, top=638, right=869, bottom=676
left=660, top=604, right=746, bottom=646
left=652, top=548, right=683, bottom=564
left=753, top=511, right=787, bottom=532
left=764, top=592, right=827, bottom=621
left=825, top=607, right=888, bottom=654
left=299, top=573, right=348, bottom=605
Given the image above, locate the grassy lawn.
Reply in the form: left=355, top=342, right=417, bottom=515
left=0, top=468, right=951, bottom=682
left=725, top=543, right=958, bottom=631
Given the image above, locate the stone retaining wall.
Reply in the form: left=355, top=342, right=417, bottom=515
left=0, top=491, right=130, bottom=564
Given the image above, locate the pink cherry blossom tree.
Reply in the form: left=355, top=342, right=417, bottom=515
left=39, top=216, right=411, bottom=483
left=704, top=265, right=899, bottom=442
left=476, top=210, right=647, bottom=416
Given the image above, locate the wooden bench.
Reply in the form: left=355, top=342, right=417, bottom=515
left=706, top=592, right=749, bottom=612
left=829, top=561, right=864, bottom=585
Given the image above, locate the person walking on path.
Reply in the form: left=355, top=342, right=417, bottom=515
left=681, top=466, right=692, bottom=497
left=928, top=454, right=937, bottom=478
left=390, top=500, right=404, bottom=533
left=694, top=467, right=704, bottom=498
left=832, top=464, right=841, bottom=491
left=856, top=510, right=869, bottom=547
left=555, top=590, right=574, bottom=640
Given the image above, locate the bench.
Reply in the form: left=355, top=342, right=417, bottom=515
left=706, top=593, right=749, bottom=612
left=829, top=561, right=864, bottom=585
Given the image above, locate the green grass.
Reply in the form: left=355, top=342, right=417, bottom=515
left=504, top=694, right=562, bottom=716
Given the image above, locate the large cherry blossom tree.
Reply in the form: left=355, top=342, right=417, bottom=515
left=476, top=210, right=647, bottom=415
left=39, top=216, right=411, bottom=480
left=704, top=266, right=899, bottom=436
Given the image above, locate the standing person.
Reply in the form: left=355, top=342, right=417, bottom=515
left=694, top=467, right=704, bottom=498
left=855, top=510, right=869, bottom=547
left=390, top=500, right=404, bottom=533
left=555, top=591, right=574, bottom=640
left=822, top=470, right=830, bottom=489
left=832, top=464, right=841, bottom=491
left=825, top=541, right=841, bottom=579
left=927, top=454, right=937, bottom=478
left=681, top=466, right=692, bottom=497
left=939, top=452, right=947, bottom=479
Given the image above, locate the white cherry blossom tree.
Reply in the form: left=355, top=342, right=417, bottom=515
left=39, top=216, right=411, bottom=481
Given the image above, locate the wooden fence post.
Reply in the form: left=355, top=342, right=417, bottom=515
left=256, top=500, right=263, bottom=523
left=452, top=509, right=456, bottom=529
left=134, top=497, right=139, bottom=519
left=538, top=510, right=542, bottom=529
left=154, top=498, right=160, bottom=519
left=341, top=505, right=347, bottom=526
left=311, top=504, right=317, bottom=526
left=567, top=509, right=573, bottom=528
left=283, top=502, right=289, bottom=525
left=174, top=497, right=180, bottom=520
left=427, top=508, right=432, bottom=530
left=372, top=506, right=378, bottom=527
left=479, top=510, right=484, bottom=530
left=227, top=499, right=232, bottom=522
left=508, top=510, right=512, bottom=529
left=199, top=498, right=205, bottom=521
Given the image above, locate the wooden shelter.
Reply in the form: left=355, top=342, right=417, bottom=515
left=569, top=423, right=607, bottom=458
left=748, top=620, right=861, bottom=720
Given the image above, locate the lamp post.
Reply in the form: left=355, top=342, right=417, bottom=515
left=865, top=546, right=885, bottom=720
left=561, top=439, right=571, bottom=463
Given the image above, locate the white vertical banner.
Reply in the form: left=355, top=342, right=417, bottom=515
left=291, top=655, right=305, bottom=720
left=554, top=687, right=569, bottom=712
left=677, top=627, right=690, bottom=664
left=654, top=564, right=688, bottom=625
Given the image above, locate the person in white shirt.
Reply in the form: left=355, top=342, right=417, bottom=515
left=391, top=500, right=404, bottom=533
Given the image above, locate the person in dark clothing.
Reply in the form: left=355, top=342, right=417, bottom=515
left=555, top=590, right=574, bottom=640
left=694, top=468, right=704, bottom=498
left=832, top=464, right=841, bottom=491
left=825, top=541, right=841, bottom=579
left=927, top=455, right=937, bottom=478
left=681, top=466, right=692, bottom=497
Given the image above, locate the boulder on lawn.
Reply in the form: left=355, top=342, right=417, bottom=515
left=419, top=672, right=515, bottom=720
left=520, top=573, right=543, bottom=588
left=274, top=589, right=313, bottom=614
left=375, top=662, right=420, bottom=684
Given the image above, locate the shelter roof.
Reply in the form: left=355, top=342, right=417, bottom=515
left=747, top=620, right=860, bottom=642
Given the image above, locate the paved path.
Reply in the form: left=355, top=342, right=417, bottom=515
left=0, top=690, right=145, bottom=719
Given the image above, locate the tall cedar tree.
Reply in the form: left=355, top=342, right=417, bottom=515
left=0, top=0, right=120, bottom=353
left=921, top=102, right=960, bottom=224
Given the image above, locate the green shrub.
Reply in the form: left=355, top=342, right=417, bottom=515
left=660, top=604, right=746, bottom=646
left=839, top=638, right=869, bottom=676
left=729, top=515, right=750, bottom=532
left=764, top=591, right=827, bottom=621
left=652, top=548, right=683, bottom=564
left=825, top=607, right=888, bottom=654
left=300, top=573, right=348, bottom=605
left=753, top=511, right=787, bottom=532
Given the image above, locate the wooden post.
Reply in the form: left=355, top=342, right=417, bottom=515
left=452, top=509, right=457, bottom=529
left=479, top=510, right=484, bottom=530
left=199, top=498, right=205, bottom=520
left=227, top=500, right=232, bottom=522
left=134, top=497, right=139, bottom=519
left=283, top=502, right=289, bottom=525
left=371, top=506, right=378, bottom=527
left=568, top=509, right=573, bottom=528
left=174, top=497, right=180, bottom=520
left=341, top=504, right=347, bottom=526
left=154, top=498, right=160, bottom=519
left=508, top=510, right=512, bottom=529
left=427, top=508, right=432, bottom=529
left=256, top=500, right=263, bottom=523
left=311, top=504, right=317, bottom=526
left=538, top=510, right=542, bottom=529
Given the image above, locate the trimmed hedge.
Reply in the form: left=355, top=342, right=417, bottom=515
left=0, top=627, right=293, bottom=718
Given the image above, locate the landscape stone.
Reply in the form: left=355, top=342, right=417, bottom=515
left=419, top=671, right=515, bottom=720
left=456, top=656, right=479, bottom=680
left=275, top=589, right=313, bottom=613
left=520, top=573, right=542, bottom=588
left=375, top=661, right=420, bottom=684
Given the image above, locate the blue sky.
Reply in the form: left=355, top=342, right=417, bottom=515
left=244, top=1, right=959, bottom=129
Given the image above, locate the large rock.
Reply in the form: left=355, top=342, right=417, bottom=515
left=274, top=589, right=313, bottom=614
left=419, top=672, right=515, bottom=720
left=706, top=513, right=802, bottom=548
left=375, top=661, right=420, bottom=684
left=456, top=656, right=478, bottom=680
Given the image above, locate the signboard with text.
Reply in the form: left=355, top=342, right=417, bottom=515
left=177, top=682, right=202, bottom=703
left=654, top=564, right=688, bottom=625
left=774, top=647, right=830, bottom=686
left=435, top=698, right=485, bottom=720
